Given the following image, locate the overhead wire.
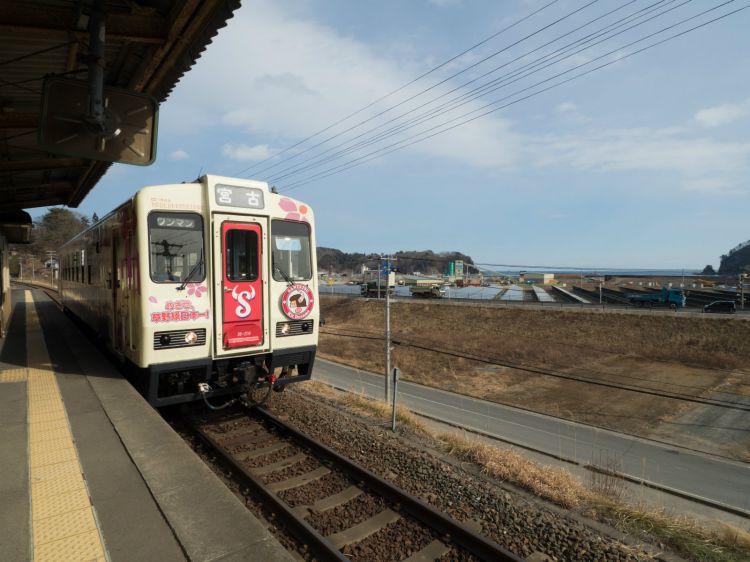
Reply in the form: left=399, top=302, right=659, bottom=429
left=278, top=0, right=734, bottom=188
left=278, top=2, right=747, bottom=191
left=231, top=0, right=564, bottom=178
left=267, top=0, right=677, bottom=183
left=319, top=328, right=750, bottom=410
left=255, top=0, right=604, bottom=180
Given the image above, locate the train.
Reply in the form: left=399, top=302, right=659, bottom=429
left=59, top=175, right=319, bottom=407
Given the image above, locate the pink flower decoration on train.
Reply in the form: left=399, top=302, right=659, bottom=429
left=149, top=296, right=158, bottom=304
left=279, top=197, right=309, bottom=222
left=186, top=283, right=207, bottom=297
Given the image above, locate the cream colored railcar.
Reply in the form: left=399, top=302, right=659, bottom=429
left=59, top=175, right=318, bottom=407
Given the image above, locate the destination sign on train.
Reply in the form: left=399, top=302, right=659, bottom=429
left=215, top=184, right=265, bottom=209
left=154, top=216, right=198, bottom=229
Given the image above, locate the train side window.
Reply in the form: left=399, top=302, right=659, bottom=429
left=226, top=229, right=259, bottom=282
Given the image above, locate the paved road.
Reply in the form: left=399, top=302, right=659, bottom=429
left=313, top=359, right=750, bottom=516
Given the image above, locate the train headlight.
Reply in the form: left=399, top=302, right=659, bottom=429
left=301, top=321, right=311, bottom=332
left=280, top=323, right=290, bottom=335
left=184, top=331, right=198, bottom=345
left=159, top=334, right=171, bottom=346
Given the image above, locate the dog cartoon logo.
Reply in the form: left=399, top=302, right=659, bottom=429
left=281, top=284, right=314, bottom=320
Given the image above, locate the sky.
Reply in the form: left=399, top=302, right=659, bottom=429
left=38, top=0, right=750, bottom=269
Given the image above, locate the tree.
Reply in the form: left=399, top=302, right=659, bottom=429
left=21, top=208, right=90, bottom=257
left=702, top=265, right=716, bottom=275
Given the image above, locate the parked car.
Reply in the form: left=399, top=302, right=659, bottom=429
left=703, top=300, right=736, bottom=314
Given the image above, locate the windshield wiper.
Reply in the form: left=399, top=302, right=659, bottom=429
left=177, top=248, right=204, bottom=291
left=273, top=263, right=295, bottom=287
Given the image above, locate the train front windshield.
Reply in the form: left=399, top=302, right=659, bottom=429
left=148, top=212, right=205, bottom=283
left=271, top=220, right=312, bottom=281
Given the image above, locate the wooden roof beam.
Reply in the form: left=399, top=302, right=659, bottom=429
left=0, top=113, right=39, bottom=129
left=0, top=158, right=88, bottom=173
left=0, top=196, right=65, bottom=211
left=0, top=3, right=167, bottom=44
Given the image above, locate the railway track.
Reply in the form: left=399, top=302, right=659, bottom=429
left=187, top=405, right=524, bottom=562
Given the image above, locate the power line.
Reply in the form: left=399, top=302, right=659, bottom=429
left=279, top=0, right=734, bottom=189
left=280, top=2, right=747, bottom=192
left=231, top=0, right=563, bottom=178
left=324, top=320, right=750, bottom=383
left=268, top=0, right=679, bottom=184
left=319, top=329, right=750, bottom=411
left=254, top=0, right=602, bottom=180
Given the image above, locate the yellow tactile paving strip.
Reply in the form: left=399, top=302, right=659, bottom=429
left=0, top=367, right=27, bottom=382
left=24, top=291, right=107, bottom=562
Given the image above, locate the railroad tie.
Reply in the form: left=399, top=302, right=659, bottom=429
left=326, top=509, right=401, bottom=549
left=213, top=422, right=263, bottom=438
left=239, top=442, right=288, bottom=461
left=250, top=452, right=306, bottom=476
left=402, top=540, right=451, bottom=562
left=269, top=466, right=330, bottom=493
left=291, top=486, right=363, bottom=518
left=310, top=486, right=362, bottom=513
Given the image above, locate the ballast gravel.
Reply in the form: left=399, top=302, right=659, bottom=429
left=264, top=389, right=653, bottom=562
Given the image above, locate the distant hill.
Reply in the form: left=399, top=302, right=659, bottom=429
left=317, top=247, right=475, bottom=275
left=718, top=239, right=750, bottom=275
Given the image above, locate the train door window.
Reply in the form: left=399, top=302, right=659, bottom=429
left=225, top=229, right=259, bottom=281
left=271, top=220, right=312, bottom=281
left=148, top=212, right=204, bottom=284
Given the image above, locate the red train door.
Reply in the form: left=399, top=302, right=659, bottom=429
left=220, top=221, right=264, bottom=349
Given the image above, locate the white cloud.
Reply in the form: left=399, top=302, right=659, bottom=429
left=222, top=143, right=272, bottom=161
left=527, top=127, right=750, bottom=192
left=168, top=149, right=189, bottom=160
left=165, top=2, right=750, bottom=191
left=428, top=0, right=463, bottom=6
left=682, top=177, right=737, bottom=193
left=555, top=101, right=577, bottom=113
left=553, top=100, right=590, bottom=124
left=170, top=0, right=521, bottom=171
left=694, top=99, right=750, bottom=127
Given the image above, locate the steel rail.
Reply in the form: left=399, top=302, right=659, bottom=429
left=251, top=405, right=525, bottom=562
left=186, top=417, right=350, bottom=562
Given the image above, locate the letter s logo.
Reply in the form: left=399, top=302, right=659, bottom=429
left=231, top=285, right=256, bottom=318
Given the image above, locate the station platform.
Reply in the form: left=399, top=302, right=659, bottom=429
left=0, top=288, right=294, bottom=562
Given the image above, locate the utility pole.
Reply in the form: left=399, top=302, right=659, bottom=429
left=381, top=255, right=397, bottom=403
left=377, top=265, right=381, bottom=299
left=599, top=282, right=602, bottom=305
left=391, top=368, right=400, bottom=432
left=740, top=273, right=747, bottom=310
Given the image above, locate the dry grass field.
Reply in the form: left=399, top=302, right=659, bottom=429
left=318, top=296, right=750, bottom=458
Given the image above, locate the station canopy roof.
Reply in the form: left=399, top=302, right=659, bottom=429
left=0, top=0, right=241, bottom=212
